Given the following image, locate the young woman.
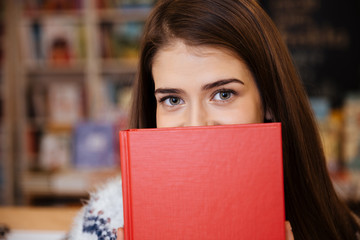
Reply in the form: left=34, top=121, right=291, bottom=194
left=69, top=0, right=360, bottom=239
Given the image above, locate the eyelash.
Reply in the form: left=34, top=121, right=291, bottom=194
left=158, top=89, right=238, bottom=106
left=159, top=95, right=179, bottom=103
left=211, top=89, right=238, bottom=102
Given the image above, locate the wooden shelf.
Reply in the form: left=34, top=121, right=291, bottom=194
left=26, top=63, right=86, bottom=76
left=101, top=58, right=138, bottom=74
left=23, top=6, right=152, bottom=22
left=22, top=168, right=120, bottom=197
left=23, top=10, right=85, bottom=20
left=0, top=207, right=81, bottom=231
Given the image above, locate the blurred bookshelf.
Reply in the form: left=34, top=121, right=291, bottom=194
left=260, top=0, right=360, bottom=211
left=0, top=0, right=155, bottom=206
left=1, top=0, right=359, bottom=208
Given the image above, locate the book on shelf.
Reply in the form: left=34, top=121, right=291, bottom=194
left=99, top=21, right=115, bottom=59
left=96, top=0, right=120, bottom=9
left=105, top=77, right=132, bottom=108
left=21, top=16, right=85, bottom=67
left=99, top=21, right=144, bottom=60
left=310, top=97, right=341, bottom=172
left=73, top=122, right=118, bottom=168
left=120, top=123, right=285, bottom=240
left=96, top=0, right=156, bottom=9
left=42, top=16, right=83, bottom=66
left=27, top=82, right=47, bottom=124
left=343, top=93, right=360, bottom=169
left=39, top=132, right=71, bottom=171
left=47, top=80, right=84, bottom=129
left=24, top=0, right=83, bottom=13
left=121, top=0, right=157, bottom=8
left=25, top=124, right=43, bottom=170
left=90, top=77, right=131, bottom=124
left=21, top=19, right=42, bottom=65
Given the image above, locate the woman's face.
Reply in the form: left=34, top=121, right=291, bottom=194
left=153, top=41, right=264, bottom=128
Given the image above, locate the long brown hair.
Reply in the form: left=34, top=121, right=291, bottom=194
left=129, top=0, right=359, bottom=239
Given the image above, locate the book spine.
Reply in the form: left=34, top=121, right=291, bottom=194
left=119, top=130, right=133, bottom=240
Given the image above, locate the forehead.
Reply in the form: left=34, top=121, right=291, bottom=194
left=151, top=40, right=253, bottom=85
left=152, top=40, right=240, bottom=64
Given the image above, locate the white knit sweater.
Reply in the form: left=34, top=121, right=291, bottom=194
left=68, top=176, right=124, bottom=240
left=67, top=176, right=360, bottom=240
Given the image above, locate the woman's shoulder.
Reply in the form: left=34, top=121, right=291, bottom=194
left=68, top=176, right=124, bottom=240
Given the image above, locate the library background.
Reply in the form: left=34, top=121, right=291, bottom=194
left=0, top=0, right=359, bottom=211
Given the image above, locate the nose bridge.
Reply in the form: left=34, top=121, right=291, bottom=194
left=186, top=101, right=207, bottom=127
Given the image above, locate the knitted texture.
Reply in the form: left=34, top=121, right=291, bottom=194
left=68, top=176, right=124, bottom=240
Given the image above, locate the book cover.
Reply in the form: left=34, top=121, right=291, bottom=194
left=27, top=82, right=47, bottom=124
left=113, top=21, right=144, bottom=59
left=343, top=94, right=360, bottom=169
left=24, top=0, right=83, bottom=12
left=310, top=97, right=341, bottom=172
left=120, top=123, right=285, bottom=240
left=42, top=16, right=81, bottom=66
left=99, top=21, right=116, bottom=59
left=73, top=122, right=118, bottom=168
left=20, top=19, right=42, bottom=65
left=97, top=79, right=131, bottom=124
left=39, top=132, right=71, bottom=171
left=47, top=80, right=84, bottom=128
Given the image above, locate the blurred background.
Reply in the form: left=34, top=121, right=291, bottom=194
left=0, top=0, right=359, bottom=211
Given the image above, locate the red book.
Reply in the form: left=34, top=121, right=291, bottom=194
left=119, top=123, right=285, bottom=240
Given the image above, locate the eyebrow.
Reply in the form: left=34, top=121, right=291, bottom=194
left=201, top=78, right=244, bottom=90
left=154, top=88, right=185, bottom=95
left=154, top=78, right=244, bottom=95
